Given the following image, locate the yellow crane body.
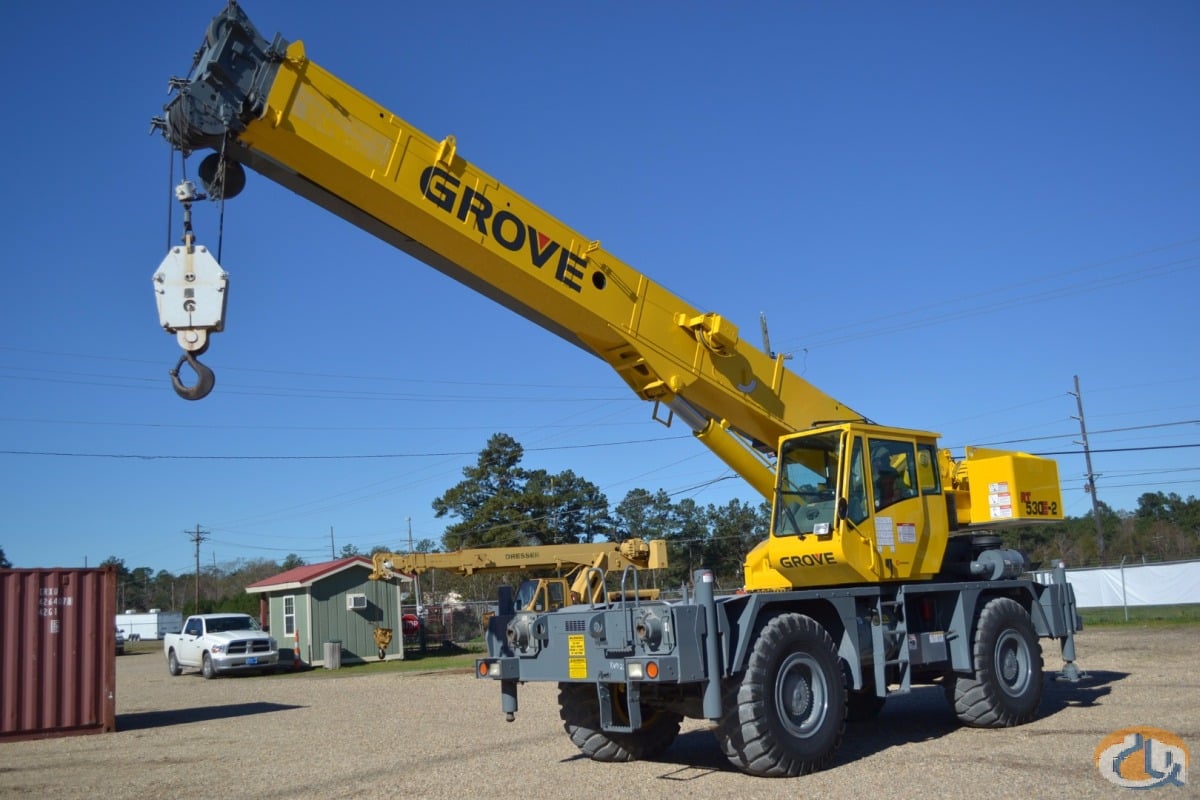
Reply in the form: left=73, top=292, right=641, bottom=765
left=152, top=4, right=1084, bottom=779
left=153, top=5, right=1061, bottom=592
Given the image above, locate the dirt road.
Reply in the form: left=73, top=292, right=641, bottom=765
left=1, top=627, right=1195, bottom=799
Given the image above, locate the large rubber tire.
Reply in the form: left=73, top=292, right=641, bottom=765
left=948, top=597, right=1043, bottom=727
left=201, top=652, right=217, bottom=680
left=167, top=649, right=182, bottom=677
left=715, top=613, right=845, bottom=777
left=558, top=683, right=682, bottom=762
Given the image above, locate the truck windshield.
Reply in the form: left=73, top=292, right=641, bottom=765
left=207, top=616, right=259, bottom=632
left=774, top=431, right=841, bottom=537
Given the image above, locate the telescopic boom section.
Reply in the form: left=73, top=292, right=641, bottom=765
left=369, top=539, right=667, bottom=582
left=157, top=3, right=864, bottom=497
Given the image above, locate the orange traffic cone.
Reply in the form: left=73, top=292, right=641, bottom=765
left=293, top=633, right=301, bottom=670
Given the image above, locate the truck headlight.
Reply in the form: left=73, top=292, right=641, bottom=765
left=210, top=644, right=225, bottom=654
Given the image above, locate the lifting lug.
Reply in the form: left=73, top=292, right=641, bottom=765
left=169, top=350, right=216, bottom=401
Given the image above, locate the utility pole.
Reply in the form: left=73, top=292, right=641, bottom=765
left=1070, top=375, right=1105, bottom=561
left=407, top=517, right=421, bottom=612
left=330, top=526, right=335, bottom=559
left=187, top=524, right=209, bottom=613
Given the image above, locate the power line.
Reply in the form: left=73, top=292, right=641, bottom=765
left=964, top=418, right=1200, bottom=448
left=18, top=435, right=1198, bottom=462
left=774, top=238, right=1200, bottom=354
left=0, top=434, right=691, bottom=460
left=0, top=370, right=625, bottom=403
left=0, top=346, right=617, bottom=390
left=0, top=415, right=643, bottom=433
left=1033, top=443, right=1200, bottom=456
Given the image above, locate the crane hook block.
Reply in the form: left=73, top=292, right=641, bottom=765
left=170, top=351, right=216, bottom=401
left=152, top=243, right=228, bottom=337
left=152, top=240, right=229, bottom=400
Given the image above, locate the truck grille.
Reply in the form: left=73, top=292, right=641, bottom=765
left=227, top=640, right=272, bottom=655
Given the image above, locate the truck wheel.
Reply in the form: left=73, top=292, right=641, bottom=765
left=715, top=613, right=845, bottom=777
left=557, top=683, right=682, bottom=762
left=948, top=597, right=1043, bottom=727
left=201, top=652, right=217, bottom=680
left=167, top=650, right=182, bottom=677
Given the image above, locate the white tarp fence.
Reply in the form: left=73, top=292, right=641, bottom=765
left=1035, top=560, right=1200, bottom=608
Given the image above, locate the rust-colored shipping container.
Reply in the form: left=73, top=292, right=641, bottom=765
left=0, top=566, right=117, bottom=740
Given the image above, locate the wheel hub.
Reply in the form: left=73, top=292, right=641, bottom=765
left=775, top=652, right=827, bottom=738
left=994, top=630, right=1030, bottom=696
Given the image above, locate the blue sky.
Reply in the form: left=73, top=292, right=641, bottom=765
left=1, top=1, right=1197, bottom=575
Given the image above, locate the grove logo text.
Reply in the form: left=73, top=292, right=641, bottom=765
left=1094, top=726, right=1189, bottom=789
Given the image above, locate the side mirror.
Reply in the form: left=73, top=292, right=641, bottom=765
left=837, top=497, right=848, bottom=520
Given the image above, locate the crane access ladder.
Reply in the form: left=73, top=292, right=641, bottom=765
left=871, top=595, right=912, bottom=698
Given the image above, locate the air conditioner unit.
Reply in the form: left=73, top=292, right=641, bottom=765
left=346, top=593, right=368, bottom=611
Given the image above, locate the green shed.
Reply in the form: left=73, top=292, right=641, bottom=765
left=246, top=556, right=411, bottom=666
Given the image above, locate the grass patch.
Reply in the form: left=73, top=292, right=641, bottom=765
left=1079, top=604, right=1200, bottom=627
left=298, top=643, right=485, bottom=678
left=124, top=638, right=486, bottom=676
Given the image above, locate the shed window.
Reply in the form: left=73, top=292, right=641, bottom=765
left=282, top=595, right=296, bottom=636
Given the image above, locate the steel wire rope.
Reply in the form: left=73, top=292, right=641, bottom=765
left=782, top=253, right=1200, bottom=353
left=204, top=400, right=657, bottom=530
left=772, top=247, right=1200, bottom=356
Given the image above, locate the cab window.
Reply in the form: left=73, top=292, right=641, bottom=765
left=869, top=439, right=918, bottom=512
left=774, top=431, right=840, bottom=536
left=916, top=443, right=941, bottom=494
left=846, top=437, right=869, bottom=525
left=546, top=581, right=566, bottom=611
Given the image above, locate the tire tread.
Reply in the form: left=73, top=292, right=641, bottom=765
left=951, top=597, right=1044, bottom=728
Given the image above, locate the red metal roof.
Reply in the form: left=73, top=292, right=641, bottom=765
left=245, top=556, right=373, bottom=592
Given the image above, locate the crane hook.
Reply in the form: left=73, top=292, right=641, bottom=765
left=169, top=351, right=216, bottom=401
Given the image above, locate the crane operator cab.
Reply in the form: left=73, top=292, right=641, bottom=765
left=513, top=578, right=570, bottom=613
left=744, top=421, right=1062, bottom=591
left=745, top=422, right=952, bottom=590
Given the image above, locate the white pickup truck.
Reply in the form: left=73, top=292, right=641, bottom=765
left=164, top=613, right=279, bottom=678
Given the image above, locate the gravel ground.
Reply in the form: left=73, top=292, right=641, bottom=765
left=1, top=626, right=1196, bottom=799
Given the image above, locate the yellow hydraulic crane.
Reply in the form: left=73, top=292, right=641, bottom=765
left=151, top=2, right=1062, bottom=594
left=151, top=4, right=1084, bottom=779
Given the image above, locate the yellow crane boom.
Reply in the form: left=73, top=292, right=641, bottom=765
left=371, top=539, right=668, bottom=609
left=152, top=2, right=863, bottom=498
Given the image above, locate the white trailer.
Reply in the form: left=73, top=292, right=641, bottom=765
left=115, top=610, right=183, bottom=641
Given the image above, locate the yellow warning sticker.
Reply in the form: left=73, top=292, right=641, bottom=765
left=568, top=634, right=585, bottom=656
left=569, top=657, right=588, bottom=679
